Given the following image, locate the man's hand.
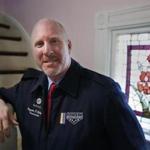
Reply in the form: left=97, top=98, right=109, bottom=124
left=0, top=99, right=18, bottom=143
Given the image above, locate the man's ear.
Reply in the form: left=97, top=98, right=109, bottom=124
left=68, top=40, right=72, bottom=53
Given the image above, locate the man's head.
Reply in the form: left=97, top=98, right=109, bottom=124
left=31, top=18, right=72, bottom=81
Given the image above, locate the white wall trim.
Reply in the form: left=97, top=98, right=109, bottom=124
left=94, top=4, right=150, bottom=75
left=96, top=4, right=150, bottom=30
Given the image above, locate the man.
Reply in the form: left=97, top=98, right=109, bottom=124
left=0, top=18, right=147, bottom=150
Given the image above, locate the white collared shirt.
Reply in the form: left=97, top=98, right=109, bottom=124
left=47, top=76, right=61, bottom=90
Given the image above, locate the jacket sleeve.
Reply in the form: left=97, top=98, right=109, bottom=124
left=104, top=87, right=147, bottom=150
left=0, top=68, right=41, bottom=110
left=0, top=84, right=19, bottom=109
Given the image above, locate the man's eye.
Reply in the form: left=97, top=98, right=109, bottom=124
left=35, top=41, right=43, bottom=48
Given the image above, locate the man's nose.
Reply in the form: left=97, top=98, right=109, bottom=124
left=43, top=43, right=52, bottom=55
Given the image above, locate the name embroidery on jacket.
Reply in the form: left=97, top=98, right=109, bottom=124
left=27, top=97, right=42, bottom=118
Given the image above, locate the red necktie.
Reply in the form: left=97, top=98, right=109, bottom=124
left=47, top=82, right=56, bottom=127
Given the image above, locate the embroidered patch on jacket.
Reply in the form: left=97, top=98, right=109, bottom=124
left=60, top=112, right=83, bottom=125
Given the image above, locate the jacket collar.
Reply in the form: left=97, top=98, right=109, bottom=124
left=31, top=59, right=81, bottom=97
left=30, top=72, right=48, bottom=94
left=58, top=59, right=81, bottom=97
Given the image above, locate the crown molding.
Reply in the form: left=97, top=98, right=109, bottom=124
left=95, top=4, right=150, bottom=30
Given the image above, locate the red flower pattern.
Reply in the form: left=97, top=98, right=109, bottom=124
left=137, top=54, right=150, bottom=94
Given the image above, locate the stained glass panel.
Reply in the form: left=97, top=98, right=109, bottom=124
left=113, top=33, right=150, bottom=141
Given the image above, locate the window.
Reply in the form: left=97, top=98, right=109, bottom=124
left=111, top=33, right=150, bottom=141
left=95, top=4, right=150, bottom=141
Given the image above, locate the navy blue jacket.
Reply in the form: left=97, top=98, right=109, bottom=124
left=0, top=59, right=147, bottom=150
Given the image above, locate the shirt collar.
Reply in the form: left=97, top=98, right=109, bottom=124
left=47, top=77, right=60, bottom=90
left=47, top=77, right=53, bottom=90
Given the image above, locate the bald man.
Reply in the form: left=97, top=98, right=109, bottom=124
left=0, top=18, right=147, bottom=150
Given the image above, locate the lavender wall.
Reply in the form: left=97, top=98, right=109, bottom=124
left=2, top=0, right=150, bottom=69
left=0, top=0, right=5, bottom=11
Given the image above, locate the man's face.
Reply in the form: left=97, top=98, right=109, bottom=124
left=31, top=21, right=71, bottom=80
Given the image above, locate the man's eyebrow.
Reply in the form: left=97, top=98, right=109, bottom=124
left=49, top=37, right=61, bottom=41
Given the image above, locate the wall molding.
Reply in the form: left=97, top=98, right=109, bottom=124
left=95, top=4, right=150, bottom=30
